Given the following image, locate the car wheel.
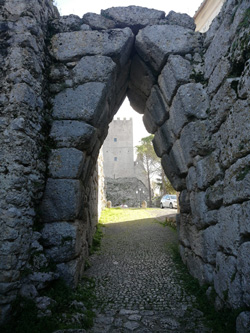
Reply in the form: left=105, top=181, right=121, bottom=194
left=160, top=203, right=164, bottom=209
left=169, top=202, right=173, bottom=209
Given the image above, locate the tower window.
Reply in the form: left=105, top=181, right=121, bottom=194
left=114, top=157, right=117, bottom=161
left=114, top=138, right=117, bottom=142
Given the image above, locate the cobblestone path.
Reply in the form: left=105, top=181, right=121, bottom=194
left=86, top=209, right=211, bottom=332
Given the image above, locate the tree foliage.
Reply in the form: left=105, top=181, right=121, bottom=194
left=136, top=135, right=176, bottom=206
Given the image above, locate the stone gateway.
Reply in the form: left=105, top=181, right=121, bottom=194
left=0, top=0, right=249, bottom=327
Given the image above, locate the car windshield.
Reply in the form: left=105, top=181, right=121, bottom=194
left=170, top=195, right=177, bottom=200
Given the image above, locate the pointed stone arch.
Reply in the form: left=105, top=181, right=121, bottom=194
left=41, top=7, right=205, bottom=285
left=1, top=0, right=250, bottom=322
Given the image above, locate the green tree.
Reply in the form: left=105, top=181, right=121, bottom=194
left=136, top=135, right=161, bottom=206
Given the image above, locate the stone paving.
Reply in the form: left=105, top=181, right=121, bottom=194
left=85, top=209, right=212, bottom=332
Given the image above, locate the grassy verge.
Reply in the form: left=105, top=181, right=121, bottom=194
left=168, top=243, right=243, bottom=332
left=99, top=207, right=154, bottom=224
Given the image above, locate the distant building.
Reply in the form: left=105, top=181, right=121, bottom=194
left=103, top=118, right=134, bottom=179
left=194, top=0, right=226, bottom=32
left=103, top=118, right=150, bottom=206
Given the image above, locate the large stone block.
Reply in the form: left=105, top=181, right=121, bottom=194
left=129, top=54, right=156, bottom=98
left=101, top=6, right=165, bottom=33
left=169, top=83, right=209, bottom=138
left=209, top=79, right=237, bottom=133
left=196, top=152, right=222, bottom=190
left=152, top=120, right=174, bottom=157
left=52, top=83, right=108, bottom=127
left=216, top=100, right=250, bottom=169
left=238, top=59, right=250, bottom=99
left=189, top=191, right=208, bottom=229
left=48, top=148, right=86, bottom=179
left=161, top=153, right=186, bottom=191
left=158, top=55, right=192, bottom=104
left=207, top=58, right=231, bottom=95
left=237, top=242, right=250, bottom=306
left=143, top=86, right=169, bottom=134
left=72, top=55, right=117, bottom=85
left=170, top=140, right=188, bottom=175
left=136, top=25, right=199, bottom=72
left=165, top=11, right=196, bottom=30
left=50, top=120, right=97, bottom=153
left=217, top=204, right=242, bottom=256
left=224, top=155, right=250, bottom=205
left=214, top=252, right=242, bottom=307
left=50, top=28, right=134, bottom=66
left=179, top=120, right=213, bottom=166
left=205, top=180, right=224, bottom=210
left=82, top=13, right=116, bottom=30
left=236, top=311, right=250, bottom=333
left=40, top=179, right=83, bottom=222
left=56, top=255, right=85, bottom=287
left=41, top=221, right=84, bottom=263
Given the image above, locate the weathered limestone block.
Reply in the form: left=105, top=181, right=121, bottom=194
left=209, top=79, right=237, bottom=132
left=101, top=6, right=165, bottom=33
left=189, top=191, right=208, bottom=228
left=240, top=201, right=250, bottom=239
left=82, top=13, right=115, bottom=30
left=170, top=140, right=188, bottom=175
left=165, top=11, right=196, bottom=30
left=224, top=155, right=250, bottom=205
left=217, top=204, right=242, bottom=256
left=41, top=222, right=83, bottom=263
left=238, top=59, right=250, bottom=99
left=179, top=121, right=213, bottom=166
left=179, top=190, right=190, bottom=213
left=161, top=153, right=186, bottom=191
left=214, top=250, right=243, bottom=308
left=207, top=57, right=231, bottom=95
left=56, top=255, right=86, bottom=286
left=205, top=180, right=224, bottom=210
left=186, top=166, right=197, bottom=192
left=72, top=55, right=117, bottom=85
left=201, top=224, right=220, bottom=265
left=158, top=55, right=192, bottom=105
left=9, top=83, right=38, bottom=109
left=50, top=28, right=134, bottom=66
left=152, top=120, right=174, bottom=157
left=143, top=86, right=169, bottom=133
left=196, top=152, right=222, bottom=190
left=181, top=246, right=214, bottom=284
left=127, top=54, right=156, bottom=113
left=136, top=25, right=199, bottom=72
left=216, top=100, right=250, bottom=169
left=48, top=148, right=86, bottom=179
left=169, top=83, right=209, bottom=138
left=40, top=179, right=83, bottom=223
left=50, top=15, right=83, bottom=33
left=237, top=242, right=250, bottom=306
left=236, top=311, right=250, bottom=333
left=52, top=83, right=108, bottom=127
left=204, top=0, right=245, bottom=78
left=50, top=120, right=97, bottom=153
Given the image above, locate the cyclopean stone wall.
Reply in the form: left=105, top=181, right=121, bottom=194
left=0, top=0, right=250, bottom=325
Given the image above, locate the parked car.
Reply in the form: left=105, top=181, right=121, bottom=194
left=160, top=194, right=177, bottom=209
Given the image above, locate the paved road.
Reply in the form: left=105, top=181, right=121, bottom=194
left=86, top=209, right=211, bottom=332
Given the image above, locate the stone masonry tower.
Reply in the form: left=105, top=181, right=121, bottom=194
left=103, top=118, right=134, bottom=179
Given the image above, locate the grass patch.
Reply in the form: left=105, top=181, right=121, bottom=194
left=99, top=207, right=153, bottom=224
left=168, top=244, right=242, bottom=332
left=157, top=217, right=177, bottom=231
left=90, top=223, right=104, bottom=254
left=1, top=278, right=96, bottom=333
